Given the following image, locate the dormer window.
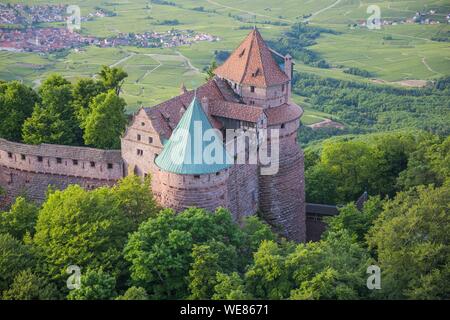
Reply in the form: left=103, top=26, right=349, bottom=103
left=250, top=86, right=255, bottom=93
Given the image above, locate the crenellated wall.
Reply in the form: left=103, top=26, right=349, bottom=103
left=0, top=138, right=123, bottom=207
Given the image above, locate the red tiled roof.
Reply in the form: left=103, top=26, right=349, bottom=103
left=214, top=28, right=289, bottom=87
left=264, top=102, right=303, bottom=125
left=144, top=78, right=232, bottom=139
left=210, top=101, right=264, bottom=123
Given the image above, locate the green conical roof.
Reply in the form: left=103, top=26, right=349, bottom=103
left=155, top=97, right=232, bottom=175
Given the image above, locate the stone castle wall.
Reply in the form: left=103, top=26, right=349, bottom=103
left=0, top=166, right=117, bottom=205
left=258, top=120, right=306, bottom=242
left=154, top=169, right=229, bottom=213
left=226, top=163, right=259, bottom=221
left=0, top=139, right=123, bottom=207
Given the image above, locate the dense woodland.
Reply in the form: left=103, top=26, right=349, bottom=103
left=0, top=66, right=128, bottom=149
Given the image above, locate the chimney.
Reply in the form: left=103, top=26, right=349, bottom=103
left=284, top=54, right=293, bottom=102
left=180, top=82, right=187, bottom=94
left=201, top=96, right=209, bottom=115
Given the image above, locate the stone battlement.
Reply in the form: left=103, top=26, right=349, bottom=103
left=0, top=138, right=123, bottom=181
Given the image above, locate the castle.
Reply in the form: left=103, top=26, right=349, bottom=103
left=0, top=29, right=307, bottom=242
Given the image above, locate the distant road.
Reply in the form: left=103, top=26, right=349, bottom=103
left=205, top=0, right=293, bottom=23
left=109, top=52, right=135, bottom=67
left=304, top=0, right=342, bottom=22
left=206, top=0, right=343, bottom=23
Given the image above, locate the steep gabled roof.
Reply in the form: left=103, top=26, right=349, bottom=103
left=214, top=28, right=289, bottom=87
left=155, top=97, right=232, bottom=175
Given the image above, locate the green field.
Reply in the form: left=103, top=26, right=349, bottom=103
left=1, top=0, right=450, bottom=112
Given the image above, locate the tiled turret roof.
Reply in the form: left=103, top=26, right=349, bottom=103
left=213, top=28, right=289, bottom=87
left=155, top=96, right=232, bottom=175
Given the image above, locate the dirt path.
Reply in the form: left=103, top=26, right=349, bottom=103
left=421, top=56, right=441, bottom=75
left=109, top=52, right=136, bottom=67
left=205, top=0, right=293, bottom=23
left=305, top=0, right=342, bottom=22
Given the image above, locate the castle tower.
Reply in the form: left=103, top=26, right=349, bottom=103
left=214, top=28, right=306, bottom=241
left=214, top=27, right=290, bottom=109
left=154, top=96, right=232, bottom=212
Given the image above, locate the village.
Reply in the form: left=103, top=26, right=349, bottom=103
left=0, top=27, right=219, bottom=53
left=0, top=3, right=219, bottom=53
left=354, top=9, right=450, bottom=28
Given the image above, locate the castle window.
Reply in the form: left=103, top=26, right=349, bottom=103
left=21, top=154, right=26, bottom=160
left=281, top=123, right=285, bottom=129
left=137, top=134, right=141, bottom=141
left=56, top=158, right=62, bottom=164
left=282, top=84, right=285, bottom=92
left=216, top=172, right=220, bottom=176
left=149, top=137, right=153, bottom=144
left=73, top=160, right=78, bottom=166
left=37, top=156, right=43, bottom=162
left=250, top=86, right=255, bottom=93
left=141, top=122, right=145, bottom=126
left=234, top=83, right=237, bottom=89
left=194, top=175, right=200, bottom=179
left=8, top=152, right=12, bottom=158
left=107, top=163, right=113, bottom=169
left=137, top=149, right=144, bottom=156
left=90, top=161, right=95, bottom=167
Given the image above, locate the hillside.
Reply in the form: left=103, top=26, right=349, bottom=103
left=0, top=0, right=449, bottom=112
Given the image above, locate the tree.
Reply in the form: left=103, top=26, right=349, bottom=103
left=212, top=272, right=252, bottom=300
left=33, top=185, right=132, bottom=285
left=368, top=184, right=450, bottom=299
left=0, top=81, right=38, bottom=141
left=0, top=196, right=39, bottom=239
left=98, top=66, right=128, bottom=95
left=397, top=136, right=450, bottom=190
left=83, top=90, right=127, bottom=149
left=2, top=269, right=59, bottom=300
left=115, top=286, right=148, bottom=300
left=124, top=207, right=243, bottom=299
left=22, top=105, right=78, bottom=145
left=67, top=268, right=117, bottom=300
left=111, top=175, right=159, bottom=227
left=0, top=233, right=35, bottom=292
left=72, top=78, right=106, bottom=123
left=205, top=60, right=218, bottom=81
left=289, top=268, right=338, bottom=300
left=244, top=240, right=292, bottom=299
left=22, top=74, right=81, bottom=145
left=324, top=196, right=383, bottom=243
left=188, top=240, right=237, bottom=299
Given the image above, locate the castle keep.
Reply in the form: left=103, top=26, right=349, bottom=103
left=0, top=29, right=306, bottom=242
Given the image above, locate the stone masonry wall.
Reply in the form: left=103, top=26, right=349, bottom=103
left=154, top=169, right=229, bottom=214
left=258, top=121, right=306, bottom=242
left=0, top=165, right=117, bottom=207
left=226, top=164, right=259, bottom=221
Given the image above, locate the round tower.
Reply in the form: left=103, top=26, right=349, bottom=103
left=154, top=96, right=232, bottom=213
